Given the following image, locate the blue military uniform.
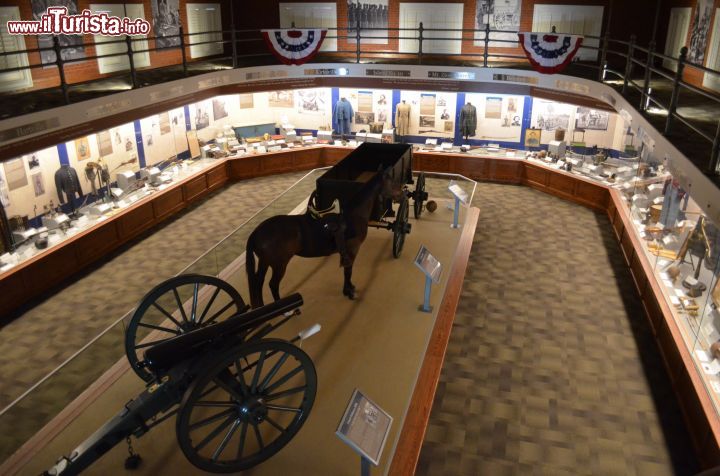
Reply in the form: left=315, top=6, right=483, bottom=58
left=334, top=98, right=354, bottom=135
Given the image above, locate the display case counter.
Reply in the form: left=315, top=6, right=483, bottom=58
left=0, top=159, right=229, bottom=320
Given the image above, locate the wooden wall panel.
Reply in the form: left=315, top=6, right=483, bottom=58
left=152, top=187, right=185, bottom=220
left=74, top=222, right=119, bottom=266
left=229, top=156, right=262, bottom=179
left=183, top=175, right=209, bottom=202
left=524, top=164, right=549, bottom=188
left=207, top=163, right=229, bottom=191
left=117, top=202, right=155, bottom=239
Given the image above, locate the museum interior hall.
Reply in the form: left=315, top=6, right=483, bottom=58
left=1, top=1, right=720, bottom=475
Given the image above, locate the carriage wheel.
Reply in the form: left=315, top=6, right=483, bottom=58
left=176, top=339, right=317, bottom=473
left=393, top=195, right=411, bottom=258
left=413, top=172, right=428, bottom=219
left=125, top=274, right=248, bottom=382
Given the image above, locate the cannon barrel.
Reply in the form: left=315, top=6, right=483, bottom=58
left=144, top=293, right=304, bottom=374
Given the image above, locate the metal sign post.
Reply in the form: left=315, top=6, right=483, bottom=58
left=414, top=245, right=443, bottom=313
left=447, top=182, right=469, bottom=229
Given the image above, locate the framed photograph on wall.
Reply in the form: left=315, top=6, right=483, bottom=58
left=31, top=172, right=45, bottom=197
left=268, top=90, right=295, bottom=108
left=575, top=107, right=609, bottom=130
left=524, top=128, right=541, bottom=147
left=3, top=159, right=28, bottom=191
left=159, top=112, right=171, bottom=135
left=97, top=130, right=113, bottom=156
left=212, top=98, right=228, bottom=121
left=239, top=93, right=254, bottom=109
left=75, top=137, right=91, bottom=161
left=347, top=0, right=388, bottom=44
left=420, top=94, right=436, bottom=116
left=485, top=96, right=502, bottom=119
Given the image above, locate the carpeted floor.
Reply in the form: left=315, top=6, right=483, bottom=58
left=0, top=173, right=701, bottom=474
left=416, top=183, right=699, bottom=476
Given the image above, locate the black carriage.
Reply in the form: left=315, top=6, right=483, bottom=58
left=314, top=143, right=427, bottom=258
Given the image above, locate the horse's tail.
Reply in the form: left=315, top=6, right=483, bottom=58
left=245, top=231, right=261, bottom=308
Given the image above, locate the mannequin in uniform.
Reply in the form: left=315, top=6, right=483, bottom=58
left=460, top=102, right=477, bottom=139
left=333, top=97, right=354, bottom=138
left=395, top=100, right=411, bottom=141
left=54, top=164, right=83, bottom=205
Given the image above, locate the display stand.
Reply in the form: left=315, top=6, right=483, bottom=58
left=414, top=245, right=443, bottom=313
left=448, top=182, right=469, bottom=229
left=336, top=389, right=393, bottom=476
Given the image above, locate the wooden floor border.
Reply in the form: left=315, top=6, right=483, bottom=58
left=388, top=206, right=480, bottom=476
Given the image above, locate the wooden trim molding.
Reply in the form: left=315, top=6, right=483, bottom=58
left=388, top=207, right=480, bottom=476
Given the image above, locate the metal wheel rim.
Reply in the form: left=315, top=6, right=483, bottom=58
left=125, top=274, right=247, bottom=382
left=176, top=339, right=317, bottom=473
left=393, top=197, right=409, bottom=258
left=413, top=172, right=426, bottom=219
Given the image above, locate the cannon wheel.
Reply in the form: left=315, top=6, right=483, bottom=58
left=176, top=339, right=317, bottom=473
left=413, top=172, right=427, bottom=219
left=125, top=274, right=248, bottom=382
left=392, top=195, right=410, bottom=258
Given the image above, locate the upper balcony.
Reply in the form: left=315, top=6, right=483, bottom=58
left=1, top=21, right=720, bottom=184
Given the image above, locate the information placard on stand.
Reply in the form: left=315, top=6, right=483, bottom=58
left=336, top=389, right=393, bottom=475
left=414, top=245, right=443, bottom=312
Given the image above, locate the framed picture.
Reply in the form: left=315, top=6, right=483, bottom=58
left=212, top=98, right=228, bottom=121
left=239, top=93, right=254, bottom=109
left=420, top=94, right=436, bottom=116
left=97, top=130, right=113, bottom=156
left=268, top=90, right=294, bottom=108
left=485, top=96, right=502, bottom=119
left=419, top=115, right=435, bottom=128
left=75, top=137, right=91, bottom=161
left=27, top=154, right=40, bottom=170
left=444, top=120, right=454, bottom=132
left=575, top=107, right=609, bottom=131
left=355, top=111, right=375, bottom=125
left=159, top=112, right=171, bottom=135
left=3, top=159, right=27, bottom=191
left=524, top=128, right=541, bottom=147
left=31, top=172, right=45, bottom=197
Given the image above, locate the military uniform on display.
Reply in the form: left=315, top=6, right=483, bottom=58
left=395, top=101, right=411, bottom=138
left=333, top=97, right=354, bottom=136
left=460, top=102, right=477, bottom=139
left=54, top=164, right=83, bottom=204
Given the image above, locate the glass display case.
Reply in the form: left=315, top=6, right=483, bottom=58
left=620, top=139, right=720, bottom=412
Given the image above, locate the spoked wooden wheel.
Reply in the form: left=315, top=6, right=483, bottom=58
left=176, top=339, right=317, bottom=473
left=125, top=274, right=248, bottom=382
left=413, top=172, right=428, bottom=219
left=392, top=195, right=411, bottom=258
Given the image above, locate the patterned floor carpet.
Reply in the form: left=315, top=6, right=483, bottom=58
left=416, top=183, right=699, bottom=476
left=0, top=174, right=700, bottom=474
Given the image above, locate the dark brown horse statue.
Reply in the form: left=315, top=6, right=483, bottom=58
left=245, top=169, right=396, bottom=308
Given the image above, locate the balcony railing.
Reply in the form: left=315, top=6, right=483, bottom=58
left=1, top=23, right=720, bottom=174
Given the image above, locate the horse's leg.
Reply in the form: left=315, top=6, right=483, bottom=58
left=342, top=265, right=355, bottom=299
left=342, top=242, right=360, bottom=299
left=269, top=261, right=288, bottom=302
left=256, top=260, right=269, bottom=307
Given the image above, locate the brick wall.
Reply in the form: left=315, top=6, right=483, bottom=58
left=8, top=0, right=230, bottom=92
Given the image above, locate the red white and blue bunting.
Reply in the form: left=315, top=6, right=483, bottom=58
left=518, top=32, right=584, bottom=74
left=261, top=29, right=327, bottom=65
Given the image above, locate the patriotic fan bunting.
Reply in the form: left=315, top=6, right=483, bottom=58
left=518, top=32, right=584, bottom=74
left=261, top=29, right=327, bottom=65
